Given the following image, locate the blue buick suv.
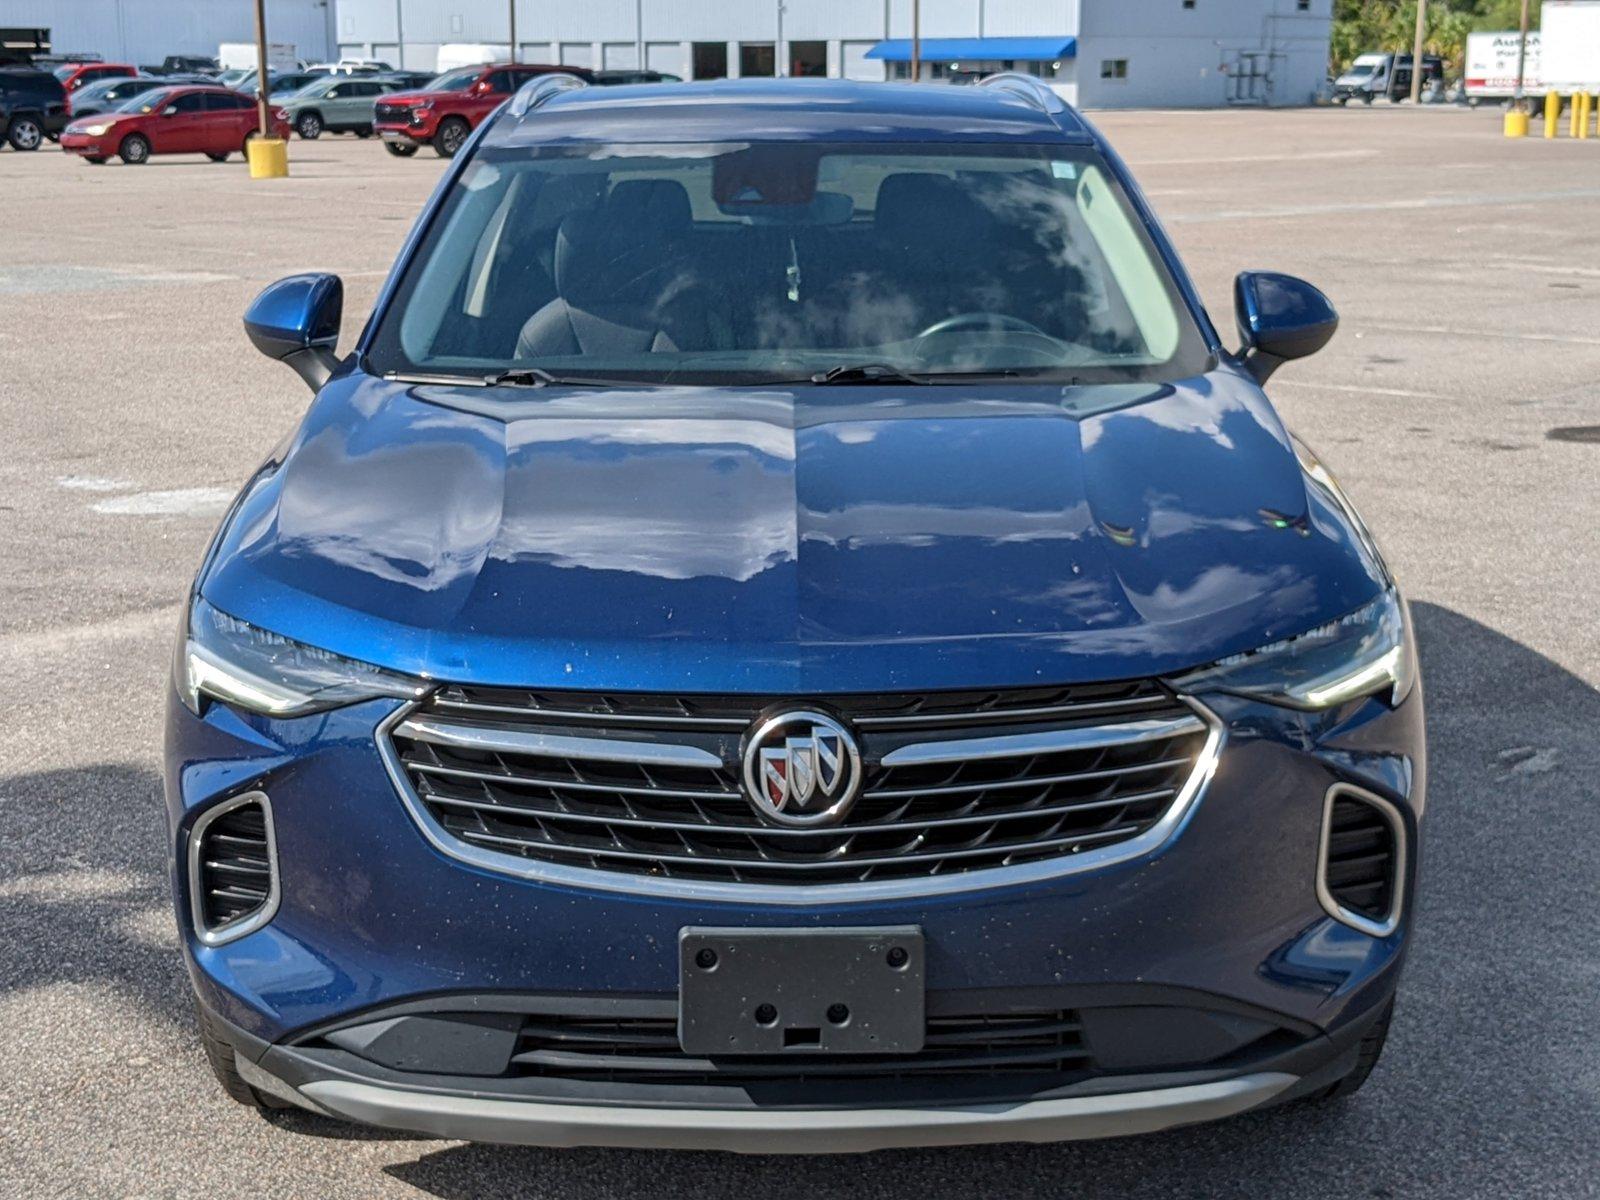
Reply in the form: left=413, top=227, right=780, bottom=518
left=168, top=75, right=1424, bottom=1151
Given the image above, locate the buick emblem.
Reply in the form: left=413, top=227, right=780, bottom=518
left=741, top=710, right=863, bottom=828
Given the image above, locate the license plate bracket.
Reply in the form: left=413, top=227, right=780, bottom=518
left=678, top=927, right=925, bottom=1056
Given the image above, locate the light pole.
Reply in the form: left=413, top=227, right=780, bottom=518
left=776, top=0, right=786, bottom=77
left=508, top=0, right=517, bottom=63
left=1514, top=0, right=1532, bottom=111
left=253, top=0, right=271, bottom=138
left=910, top=0, right=921, bottom=82
left=1409, top=0, right=1427, bottom=104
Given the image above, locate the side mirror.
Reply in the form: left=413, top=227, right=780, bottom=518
left=243, top=273, right=343, bottom=393
left=1234, top=271, right=1338, bottom=385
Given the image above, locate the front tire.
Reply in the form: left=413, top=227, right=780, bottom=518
left=354, top=127, right=371, bottom=138
left=206, top=150, right=230, bottom=163
left=1310, top=999, right=1393, bottom=1102
left=432, top=116, right=469, bottom=158
left=383, top=140, right=418, bottom=157
left=85, top=155, right=107, bottom=164
left=296, top=111, right=322, bottom=140
left=118, top=132, right=150, bottom=165
left=7, top=116, right=43, bottom=151
left=195, top=1004, right=288, bottom=1111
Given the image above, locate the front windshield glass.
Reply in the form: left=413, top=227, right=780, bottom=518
left=367, top=142, right=1211, bottom=385
left=425, top=67, right=482, bottom=92
left=118, top=88, right=172, bottom=114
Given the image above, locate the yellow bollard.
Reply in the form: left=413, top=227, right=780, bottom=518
left=1546, top=91, right=1561, bottom=138
left=1571, top=93, right=1582, bottom=138
left=247, top=137, right=289, bottom=179
left=1506, top=108, right=1530, bottom=137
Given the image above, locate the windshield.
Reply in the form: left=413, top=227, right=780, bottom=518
left=425, top=67, right=483, bottom=92
left=367, top=142, right=1211, bottom=385
left=118, top=88, right=173, bottom=114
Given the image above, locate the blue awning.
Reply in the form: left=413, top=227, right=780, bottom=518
left=865, top=37, right=1076, bottom=63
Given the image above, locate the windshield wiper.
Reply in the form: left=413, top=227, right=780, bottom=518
left=811, top=363, right=930, bottom=386
left=484, top=368, right=622, bottom=388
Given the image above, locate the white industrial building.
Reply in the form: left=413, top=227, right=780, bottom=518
left=0, top=0, right=335, bottom=66
left=332, top=0, right=1331, bottom=106
left=0, top=0, right=1332, bottom=108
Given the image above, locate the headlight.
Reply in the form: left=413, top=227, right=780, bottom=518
left=1173, top=587, right=1415, bottom=711
left=176, top=595, right=426, bottom=717
left=81, top=123, right=110, bottom=136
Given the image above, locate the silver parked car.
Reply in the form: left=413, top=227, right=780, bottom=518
left=277, top=76, right=399, bottom=139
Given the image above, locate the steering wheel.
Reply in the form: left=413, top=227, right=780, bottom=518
left=914, top=312, right=1052, bottom=342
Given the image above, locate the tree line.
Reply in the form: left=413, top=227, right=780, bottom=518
left=1333, top=0, right=1538, bottom=72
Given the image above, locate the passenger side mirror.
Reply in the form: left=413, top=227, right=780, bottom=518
left=1233, top=271, right=1338, bottom=385
left=243, top=273, right=343, bottom=393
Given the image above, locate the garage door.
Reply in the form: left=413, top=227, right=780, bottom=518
left=842, top=42, right=881, bottom=81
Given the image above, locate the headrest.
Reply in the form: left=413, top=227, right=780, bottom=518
left=605, top=178, right=693, bottom=234
left=526, top=172, right=606, bottom=231
left=553, top=179, right=695, bottom=305
left=873, top=172, right=991, bottom=259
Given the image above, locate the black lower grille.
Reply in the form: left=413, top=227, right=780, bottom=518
left=373, top=102, right=409, bottom=123
left=1324, top=793, right=1398, bottom=922
left=511, top=1009, right=1090, bottom=1087
left=194, top=798, right=274, bottom=932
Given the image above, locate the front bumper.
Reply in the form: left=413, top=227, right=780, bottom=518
left=60, top=131, right=112, bottom=156
left=203, top=991, right=1386, bottom=1151
left=377, top=125, right=427, bottom=146
left=266, top=1068, right=1297, bottom=1153
left=168, top=675, right=1422, bottom=1144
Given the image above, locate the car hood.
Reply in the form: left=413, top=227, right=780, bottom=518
left=202, top=369, right=1385, bottom=692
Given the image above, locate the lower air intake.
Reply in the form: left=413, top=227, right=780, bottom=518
left=1318, top=786, right=1404, bottom=937
left=190, top=792, right=279, bottom=945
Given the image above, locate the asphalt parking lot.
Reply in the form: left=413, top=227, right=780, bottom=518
left=2, top=104, right=1599, bottom=1197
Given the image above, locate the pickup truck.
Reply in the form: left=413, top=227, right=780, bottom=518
left=373, top=62, right=591, bottom=157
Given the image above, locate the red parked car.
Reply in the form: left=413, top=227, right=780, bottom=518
left=60, top=85, right=290, bottom=165
left=53, top=62, right=138, bottom=93
left=373, top=62, right=591, bottom=158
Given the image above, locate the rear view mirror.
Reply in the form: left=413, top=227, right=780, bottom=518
left=243, top=273, right=343, bottom=393
left=1234, top=271, right=1338, bottom=384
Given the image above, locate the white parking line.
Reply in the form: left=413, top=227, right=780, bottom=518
left=1165, top=186, right=1600, bottom=223
left=1131, top=150, right=1378, bottom=167
left=56, top=476, right=136, bottom=492
left=91, top=488, right=234, bottom=516
left=0, top=605, right=180, bottom=659
left=1271, top=380, right=1453, bottom=401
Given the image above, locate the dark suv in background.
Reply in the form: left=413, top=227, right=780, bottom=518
left=0, top=66, right=67, bottom=150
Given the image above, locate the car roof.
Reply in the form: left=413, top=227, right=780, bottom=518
left=488, top=77, right=1091, bottom=148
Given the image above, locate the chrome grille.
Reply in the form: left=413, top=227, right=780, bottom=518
left=384, top=682, right=1214, bottom=892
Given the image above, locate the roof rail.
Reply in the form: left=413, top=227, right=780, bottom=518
left=508, top=71, right=589, bottom=117
left=977, top=72, right=1066, bottom=114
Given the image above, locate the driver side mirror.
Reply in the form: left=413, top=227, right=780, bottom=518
left=1234, top=271, right=1338, bottom=385
left=243, top=273, right=343, bottom=393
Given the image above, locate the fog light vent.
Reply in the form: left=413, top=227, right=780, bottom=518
left=189, top=792, right=279, bottom=946
left=1317, top=785, right=1404, bottom=937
